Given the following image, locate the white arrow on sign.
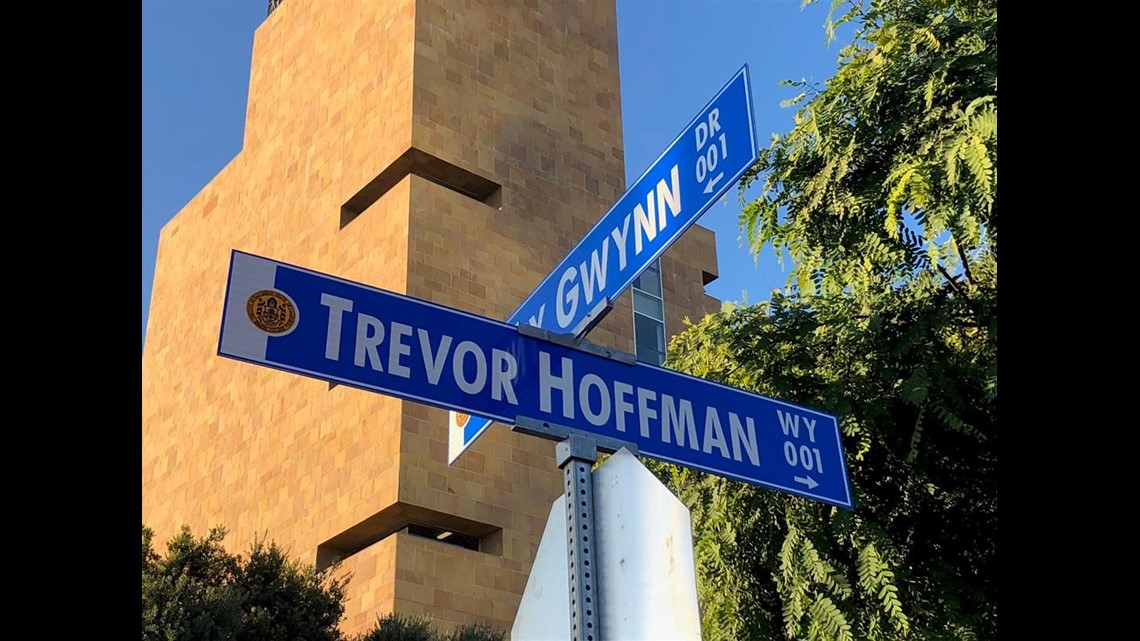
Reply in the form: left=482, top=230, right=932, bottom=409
left=702, top=171, right=724, bottom=195
left=794, top=475, right=819, bottom=490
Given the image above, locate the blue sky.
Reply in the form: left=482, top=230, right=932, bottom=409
left=142, top=0, right=849, bottom=348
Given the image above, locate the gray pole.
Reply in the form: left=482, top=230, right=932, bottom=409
left=557, top=434, right=600, bottom=641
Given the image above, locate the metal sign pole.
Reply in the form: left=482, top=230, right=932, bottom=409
left=557, top=434, right=600, bottom=641
left=514, top=412, right=637, bottom=641
left=509, top=333, right=644, bottom=641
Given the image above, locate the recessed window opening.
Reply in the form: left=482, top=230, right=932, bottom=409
left=315, top=506, right=501, bottom=570
left=405, top=523, right=481, bottom=551
left=340, top=148, right=502, bottom=228
left=632, top=259, right=666, bottom=366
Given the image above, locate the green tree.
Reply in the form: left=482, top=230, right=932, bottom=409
left=355, top=613, right=437, bottom=641
left=654, top=0, right=996, bottom=639
left=354, top=613, right=505, bottom=641
left=142, top=525, right=508, bottom=641
left=235, top=536, right=349, bottom=641
left=142, top=525, right=349, bottom=641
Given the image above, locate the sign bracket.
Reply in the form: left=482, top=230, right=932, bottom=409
left=512, top=416, right=638, bottom=456
left=517, top=321, right=637, bottom=365
left=570, top=298, right=614, bottom=340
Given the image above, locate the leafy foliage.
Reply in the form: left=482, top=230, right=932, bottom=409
left=356, top=613, right=437, bottom=641
left=442, top=622, right=507, bottom=641
left=236, top=536, right=349, bottom=641
left=142, top=525, right=506, bottom=641
left=741, top=0, right=996, bottom=307
left=142, top=525, right=244, bottom=641
left=354, top=613, right=506, bottom=641
left=142, top=524, right=349, bottom=641
left=651, top=0, right=997, bottom=639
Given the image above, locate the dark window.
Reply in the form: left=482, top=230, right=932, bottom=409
left=632, top=260, right=665, bottom=366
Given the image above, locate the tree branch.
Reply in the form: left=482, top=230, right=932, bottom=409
left=936, top=264, right=964, bottom=295
left=954, top=236, right=974, bottom=289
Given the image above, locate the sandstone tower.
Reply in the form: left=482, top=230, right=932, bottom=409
left=142, top=0, right=720, bottom=633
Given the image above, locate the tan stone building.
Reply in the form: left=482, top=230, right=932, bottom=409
left=142, top=0, right=719, bottom=635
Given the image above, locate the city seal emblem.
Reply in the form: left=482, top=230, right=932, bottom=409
left=245, top=289, right=298, bottom=335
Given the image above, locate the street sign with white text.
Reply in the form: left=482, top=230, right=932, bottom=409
left=449, top=65, right=760, bottom=464
left=218, top=251, right=853, bottom=509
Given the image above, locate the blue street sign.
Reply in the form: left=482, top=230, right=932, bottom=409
left=218, top=251, right=853, bottom=509
left=450, top=65, right=760, bottom=464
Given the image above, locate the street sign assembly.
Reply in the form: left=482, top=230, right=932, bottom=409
left=450, top=65, right=760, bottom=464
left=218, top=250, right=853, bottom=509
